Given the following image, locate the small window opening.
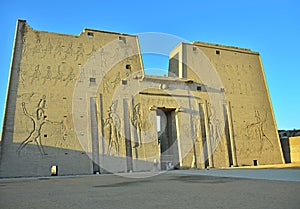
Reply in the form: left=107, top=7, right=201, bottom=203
left=44, top=134, right=48, bottom=138
left=216, top=50, right=220, bottom=55
left=197, top=86, right=202, bottom=91
left=193, top=46, right=197, bottom=51
left=87, top=32, right=94, bottom=39
left=118, top=36, right=126, bottom=43
left=44, top=115, right=47, bottom=119
left=126, top=64, right=131, bottom=69
left=90, top=77, right=96, bottom=83
left=122, top=79, right=127, bottom=85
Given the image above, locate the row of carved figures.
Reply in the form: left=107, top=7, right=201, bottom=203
left=17, top=96, right=273, bottom=157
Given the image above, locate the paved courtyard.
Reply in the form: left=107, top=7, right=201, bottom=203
left=0, top=169, right=299, bottom=209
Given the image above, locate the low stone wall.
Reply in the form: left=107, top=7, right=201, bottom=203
left=289, top=136, right=300, bottom=163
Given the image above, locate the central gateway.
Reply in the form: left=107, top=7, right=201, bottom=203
left=157, top=108, right=179, bottom=170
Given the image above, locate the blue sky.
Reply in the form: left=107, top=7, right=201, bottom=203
left=0, top=0, right=299, bottom=132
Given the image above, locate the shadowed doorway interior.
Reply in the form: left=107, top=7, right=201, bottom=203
left=156, top=108, right=179, bottom=170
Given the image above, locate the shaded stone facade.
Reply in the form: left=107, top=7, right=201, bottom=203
left=0, top=20, right=284, bottom=177
left=279, top=129, right=300, bottom=163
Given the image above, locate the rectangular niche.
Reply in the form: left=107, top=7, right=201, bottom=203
left=90, top=77, right=96, bottom=86
left=118, top=36, right=126, bottom=43
left=87, top=32, right=94, bottom=39
left=126, top=64, right=131, bottom=69
left=122, top=79, right=127, bottom=85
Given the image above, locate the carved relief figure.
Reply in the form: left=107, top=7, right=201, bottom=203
left=207, top=102, right=221, bottom=149
left=76, top=43, right=85, bottom=61
left=99, top=48, right=107, bottom=68
left=42, top=66, right=52, bottom=84
left=192, top=115, right=200, bottom=142
left=17, top=96, right=61, bottom=156
left=246, top=109, right=274, bottom=152
left=87, top=45, right=97, bottom=56
left=131, top=103, right=143, bottom=146
left=17, top=93, right=35, bottom=102
left=77, top=70, right=86, bottom=83
left=105, top=102, right=121, bottom=155
left=64, top=42, right=73, bottom=59
left=111, top=72, right=121, bottom=89
left=22, top=37, right=30, bottom=58
left=30, top=65, right=41, bottom=84
left=103, top=80, right=110, bottom=93
left=54, top=41, right=64, bottom=58
left=63, top=68, right=75, bottom=86
left=17, top=97, right=48, bottom=156
left=33, top=39, right=43, bottom=55
left=19, top=68, right=27, bottom=88
left=38, top=95, right=46, bottom=109
left=55, top=115, right=73, bottom=148
left=45, top=39, right=53, bottom=54
left=53, top=66, right=64, bottom=85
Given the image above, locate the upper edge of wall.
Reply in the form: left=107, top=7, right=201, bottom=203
left=191, top=41, right=259, bottom=55
left=83, top=28, right=137, bottom=37
left=18, top=19, right=137, bottom=38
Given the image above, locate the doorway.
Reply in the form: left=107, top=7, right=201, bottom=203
left=156, top=108, right=179, bottom=170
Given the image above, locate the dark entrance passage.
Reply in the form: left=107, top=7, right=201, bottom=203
left=156, top=108, right=179, bottom=170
